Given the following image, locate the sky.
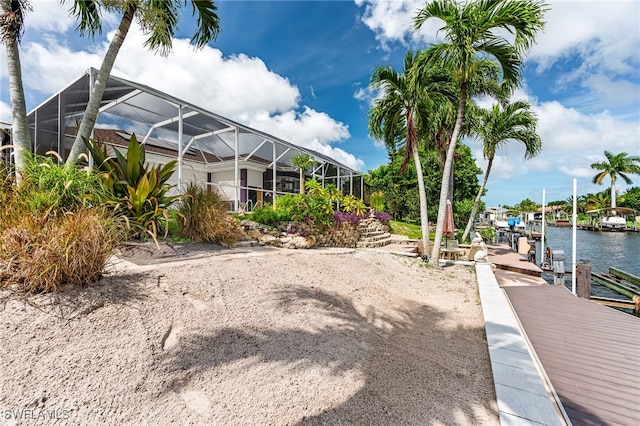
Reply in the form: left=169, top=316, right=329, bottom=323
left=1, top=0, right=639, bottom=207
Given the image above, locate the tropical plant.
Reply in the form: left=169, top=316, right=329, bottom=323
left=290, top=153, right=316, bottom=194
left=289, top=179, right=334, bottom=229
left=178, top=183, right=243, bottom=245
left=18, top=151, right=106, bottom=214
left=461, top=99, right=541, bottom=241
left=369, top=50, right=454, bottom=257
left=370, top=190, right=385, bottom=212
left=65, top=0, right=221, bottom=165
left=413, top=0, right=547, bottom=265
left=590, top=151, right=640, bottom=209
left=83, top=134, right=179, bottom=241
left=0, top=0, right=32, bottom=182
left=620, top=187, right=640, bottom=210
left=0, top=156, right=121, bottom=293
left=251, top=204, right=281, bottom=227
left=341, top=194, right=367, bottom=216
left=582, top=191, right=609, bottom=212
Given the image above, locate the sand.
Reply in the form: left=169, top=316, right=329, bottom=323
left=0, top=243, right=498, bottom=425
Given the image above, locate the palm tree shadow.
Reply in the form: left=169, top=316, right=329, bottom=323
left=168, top=286, right=497, bottom=424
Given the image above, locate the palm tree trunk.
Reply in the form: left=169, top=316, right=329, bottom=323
left=430, top=82, right=467, bottom=265
left=610, top=178, right=616, bottom=208
left=66, top=3, right=136, bottom=166
left=413, top=147, right=430, bottom=257
left=4, top=31, right=31, bottom=183
left=462, top=158, right=493, bottom=242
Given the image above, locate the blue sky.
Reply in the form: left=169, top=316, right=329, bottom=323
left=1, top=0, right=639, bottom=207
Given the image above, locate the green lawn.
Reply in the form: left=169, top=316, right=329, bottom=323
left=389, top=220, right=423, bottom=239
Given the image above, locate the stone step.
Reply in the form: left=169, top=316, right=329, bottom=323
left=359, top=233, right=391, bottom=243
left=359, top=230, right=386, bottom=238
left=356, top=238, right=393, bottom=248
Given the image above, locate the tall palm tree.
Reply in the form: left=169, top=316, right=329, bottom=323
left=414, top=0, right=546, bottom=265
left=369, top=51, right=454, bottom=258
left=65, top=0, right=221, bottom=166
left=0, top=0, right=31, bottom=182
left=591, top=151, right=640, bottom=209
left=461, top=99, right=541, bottom=241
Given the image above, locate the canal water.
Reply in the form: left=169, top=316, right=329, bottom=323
left=534, top=226, right=640, bottom=299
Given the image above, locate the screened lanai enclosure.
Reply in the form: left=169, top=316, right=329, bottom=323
left=23, top=68, right=364, bottom=212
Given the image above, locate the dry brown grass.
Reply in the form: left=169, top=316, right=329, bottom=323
left=178, top=183, right=245, bottom=246
left=0, top=209, right=121, bottom=293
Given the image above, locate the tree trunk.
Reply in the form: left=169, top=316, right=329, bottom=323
left=610, top=178, right=616, bottom=208
left=3, top=25, right=31, bottom=183
left=413, top=147, right=430, bottom=258
left=65, top=3, right=136, bottom=166
left=300, top=169, right=305, bottom=194
left=462, top=158, right=493, bottom=242
left=430, top=83, right=467, bottom=265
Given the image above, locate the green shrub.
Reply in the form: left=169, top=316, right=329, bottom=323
left=0, top=157, right=123, bottom=293
left=274, top=195, right=296, bottom=221
left=178, top=183, right=244, bottom=245
left=83, top=134, right=179, bottom=242
left=289, top=179, right=334, bottom=229
left=16, top=151, right=106, bottom=214
left=251, top=205, right=280, bottom=227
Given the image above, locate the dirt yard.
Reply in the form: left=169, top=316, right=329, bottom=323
left=0, top=243, right=498, bottom=425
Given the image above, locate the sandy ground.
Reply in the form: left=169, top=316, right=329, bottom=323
left=0, top=243, right=498, bottom=425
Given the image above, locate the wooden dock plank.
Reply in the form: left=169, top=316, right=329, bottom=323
left=503, top=285, right=640, bottom=426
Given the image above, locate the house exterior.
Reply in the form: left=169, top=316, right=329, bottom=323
left=10, top=68, right=363, bottom=211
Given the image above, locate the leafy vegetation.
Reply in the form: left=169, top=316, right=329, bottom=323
left=369, top=191, right=385, bottom=212
left=290, top=153, right=316, bottom=194
left=178, top=183, right=244, bottom=246
left=84, top=134, right=180, bottom=242
left=0, top=155, right=121, bottom=293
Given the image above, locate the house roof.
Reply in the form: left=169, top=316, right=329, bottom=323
left=28, top=68, right=360, bottom=177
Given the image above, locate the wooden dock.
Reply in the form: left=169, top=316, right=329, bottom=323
left=486, top=244, right=542, bottom=277
left=485, top=248, right=640, bottom=425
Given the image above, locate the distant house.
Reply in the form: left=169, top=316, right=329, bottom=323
left=9, top=68, right=363, bottom=211
left=535, top=205, right=566, bottom=220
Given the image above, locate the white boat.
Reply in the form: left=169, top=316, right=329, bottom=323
left=600, top=215, right=626, bottom=230
left=495, top=220, right=509, bottom=231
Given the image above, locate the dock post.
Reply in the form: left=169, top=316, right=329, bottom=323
left=552, top=250, right=565, bottom=286
left=576, top=262, right=591, bottom=299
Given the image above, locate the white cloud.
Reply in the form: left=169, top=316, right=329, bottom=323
left=242, top=107, right=362, bottom=170
left=474, top=97, right=640, bottom=190
left=355, top=0, right=442, bottom=47
left=25, top=0, right=119, bottom=34
left=529, top=1, right=640, bottom=75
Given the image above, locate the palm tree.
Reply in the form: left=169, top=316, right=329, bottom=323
left=0, top=0, right=32, bottom=182
left=290, top=153, right=316, bottom=195
left=65, top=0, right=221, bottom=166
left=369, top=51, right=454, bottom=258
left=591, top=151, right=640, bottom=209
left=414, top=0, right=546, bottom=265
left=461, top=100, right=541, bottom=242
